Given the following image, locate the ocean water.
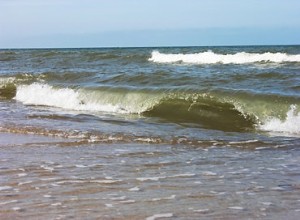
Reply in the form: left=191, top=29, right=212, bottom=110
left=1, top=46, right=300, bottom=219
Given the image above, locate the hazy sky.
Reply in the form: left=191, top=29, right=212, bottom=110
left=1, top=0, right=300, bottom=48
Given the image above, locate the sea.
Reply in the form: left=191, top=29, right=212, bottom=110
left=0, top=46, right=300, bottom=219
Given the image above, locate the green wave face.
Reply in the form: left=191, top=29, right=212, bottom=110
left=144, top=96, right=256, bottom=132
left=7, top=80, right=298, bottom=132
left=0, top=82, right=16, bottom=99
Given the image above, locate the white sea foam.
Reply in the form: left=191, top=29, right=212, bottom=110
left=146, top=213, right=173, bottom=220
left=202, top=171, right=217, bottom=176
left=14, top=83, right=155, bottom=114
left=228, top=206, right=244, bottom=210
left=0, top=186, right=13, bottom=191
left=137, top=176, right=166, bottom=181
left=171, top=173, right=196, bottom=178
left=15, top=83, right=120, bottom=113
left=105, top=203, right=113, bottom=208
left=0, top=200, right=18, bottom=205
left=0, top=77, right=15, bottom=86
left=260, top=105, right=300, bottom=136
left=193, top=208, right=210, bottom=213
left=129, top=186, right=140, bottom=191
left=89, top=179, right=122, bottom=184
left=149, top=51, right=300, bottom=64
left=151, top=195, right=176, bottom=201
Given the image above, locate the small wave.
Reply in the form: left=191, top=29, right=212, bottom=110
left=1, top=124, right=298, bottom=148
left=260, top=105, right=300, bottom=136
left=149, top=51, right=300, bottom=64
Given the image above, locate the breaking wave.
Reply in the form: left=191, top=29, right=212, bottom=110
left=12, top=83, right=256, bottom=131
left=10, top=82, right=300, bottom=134
left=260, top=105, right=300, bottom=136
left=149, top=51, right=300, bottom=64
left=14, top=83, right=161, bottom=114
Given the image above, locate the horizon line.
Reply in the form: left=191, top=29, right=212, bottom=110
left=1, top=43, right=300, bottom=50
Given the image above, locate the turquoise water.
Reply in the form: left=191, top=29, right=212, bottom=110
left=1, top=46, right=300, bottom=219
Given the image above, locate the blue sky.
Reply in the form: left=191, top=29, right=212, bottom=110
left=0, top=0, right=300, bottom=48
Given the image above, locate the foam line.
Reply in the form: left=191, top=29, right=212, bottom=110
left=149, top=51, right=300, bottom=64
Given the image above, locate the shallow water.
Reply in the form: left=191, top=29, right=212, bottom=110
left=1, top=133, right=300, bottom=219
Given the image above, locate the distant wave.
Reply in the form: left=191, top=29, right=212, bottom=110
left=149, top=51, right=300, bottom=64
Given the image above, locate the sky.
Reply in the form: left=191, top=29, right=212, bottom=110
left=0, top=0, right=300, bottom=48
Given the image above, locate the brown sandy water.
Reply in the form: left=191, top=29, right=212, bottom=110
left=1, top=133, right=300, bottom=220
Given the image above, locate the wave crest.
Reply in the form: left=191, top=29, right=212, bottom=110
left=14, top=83, right=165, bottom=114
left=149, top=51, right=300, bottom=64
left=260, top=105, right=300, bottom=136
left=14, top=83, right=256, bottom=131
left=12, top=83, right=300, bottom=134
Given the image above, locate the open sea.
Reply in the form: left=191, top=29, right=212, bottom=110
left=1, top=46, right=300, bottom=219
